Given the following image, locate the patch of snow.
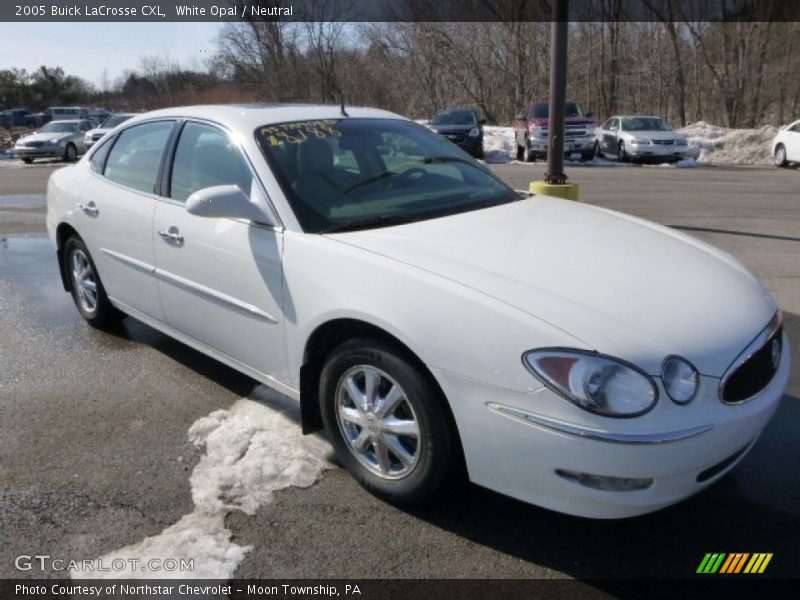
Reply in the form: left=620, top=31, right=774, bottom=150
left=678, top=121, right=777, bottom=165
left=73, top=387, right=334, bottom=580
left=482, top=126, right=516, bottom=164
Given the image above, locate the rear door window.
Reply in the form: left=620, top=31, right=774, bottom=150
left=103, top=121, right=174, bottom=194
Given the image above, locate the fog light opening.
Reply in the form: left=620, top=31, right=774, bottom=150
left=555, top=469, right=653, bottom=492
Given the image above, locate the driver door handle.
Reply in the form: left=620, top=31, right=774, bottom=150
left=158, top=227, right=184, bottom=244
left=77, top=201, right=98, bottom=216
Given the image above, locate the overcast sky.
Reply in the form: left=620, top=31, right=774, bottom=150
left=0, top=22, right=223, bottom=86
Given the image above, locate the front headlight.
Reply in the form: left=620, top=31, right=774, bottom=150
left=468, top=127, right=480, bottom=138
left=661, top=356, right=698, bottom=404
left=674, top=137, right=688, bottom=146
left=523, top=349, right=658, bottom=417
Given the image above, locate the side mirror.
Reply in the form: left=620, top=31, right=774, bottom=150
left=186, top=185, right=274, bottom=226
left=585, top=111, right=594, bottom=118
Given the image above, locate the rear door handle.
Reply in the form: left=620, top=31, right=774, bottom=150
left=158, top=227, right=184, bottom=245
left=77, top=201, right=98, bottom=216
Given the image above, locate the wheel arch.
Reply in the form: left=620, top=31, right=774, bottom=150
left=299, top=318, right=465, bottom=464
left=55, top=222, right=80, bottom=291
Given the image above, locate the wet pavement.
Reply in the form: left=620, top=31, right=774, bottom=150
left=1, top=164, right=799, bottom=580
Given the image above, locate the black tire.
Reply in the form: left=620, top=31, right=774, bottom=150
left=523, top=142, right=535, bottom=162
left=774, top=144, right=788, bottom=167
left=516, top=142, right=524, bottom=161
left=63, top=236, right=122, bottom=328
left=22, top=157, right=33, bottom=164
left=319, top=337, right=457, bottom=505
left=63, top=143, right=78, bottom=162
left=474, top=145, right=484, bottom=160
left=594, top=140, right=603, bottom=159
left=617, top=141, right=628, bottom=163
left=581, top=149, right=595, bottom=162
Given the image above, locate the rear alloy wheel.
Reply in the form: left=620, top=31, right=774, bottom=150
left=64, top=236, right=121, bottom=328
left=774, top=144, right=788, bottom=167
left=63, top=143, right=78, bottom=162
left=320, top=338, right=457, bottom=505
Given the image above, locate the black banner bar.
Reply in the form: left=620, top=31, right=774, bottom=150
left=3, top=0, right=800, bottom=23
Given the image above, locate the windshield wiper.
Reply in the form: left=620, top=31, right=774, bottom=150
left=319, top=214, right=421, bottom=234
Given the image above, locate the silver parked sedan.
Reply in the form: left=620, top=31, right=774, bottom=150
left=595, top=115, right=689, bottom=163
left=13, top=119, right=95, bottom=164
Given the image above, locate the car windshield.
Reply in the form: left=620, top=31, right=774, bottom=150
left=431, top=110, right=477, bottom=126
left=39, top=122, right=78, bottom=133
left=101, top=115, right=132, bottom=128
left=531, top=102, right=584, bottom=119
left=621, top=117, right=670, bottom=131
left=256, top=118, right=519, bottom=233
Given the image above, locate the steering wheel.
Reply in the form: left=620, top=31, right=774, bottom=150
left=387, top=167, right=427, bottom=189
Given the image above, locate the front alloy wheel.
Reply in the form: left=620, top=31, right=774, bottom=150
left=64, top=143, right=78, bottom=162
left=336, top=365, right=421, bottom=479
left=320, top=338, right=457, bottom=504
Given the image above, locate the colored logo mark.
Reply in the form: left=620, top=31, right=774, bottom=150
left=696, top=553, right=773, bottom=574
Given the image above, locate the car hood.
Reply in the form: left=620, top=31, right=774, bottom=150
left=431, top=124, right=477, bottom=134
left=327, top=197, right=776, bottom=376
left=20, top=132, right=71, bottom=143
left=530, top=117, right=595, bottom=127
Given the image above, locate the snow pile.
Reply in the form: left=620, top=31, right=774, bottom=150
left=482, top=126, right=517, bottom=163
left=678, top=121, right=777, bottom=165
left=73, top=388, right=333, bottom=580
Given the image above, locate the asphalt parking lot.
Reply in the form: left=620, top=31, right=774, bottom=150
left=1, top=161, right=799, bottom=583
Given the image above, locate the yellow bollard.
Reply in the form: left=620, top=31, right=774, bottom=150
left=529, top=181, right=579, bottom=201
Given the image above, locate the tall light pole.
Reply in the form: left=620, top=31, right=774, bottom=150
left=530, top=0, right=579, bottom=200
left=545, top=0, right=569, bottom=185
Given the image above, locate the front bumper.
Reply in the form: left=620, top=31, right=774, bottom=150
left=528, top=135, right=595, bottom=155
left=432, top=333, right=790, bottom=518
left=628, top=143, right=689, bottom=159
left=13, top=146, right=62, bottom=158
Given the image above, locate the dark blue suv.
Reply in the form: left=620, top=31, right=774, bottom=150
left=429, top=107, right=485, bottom=158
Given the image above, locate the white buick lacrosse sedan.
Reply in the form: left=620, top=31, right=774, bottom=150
left=46, top=104, right=789, bottom=518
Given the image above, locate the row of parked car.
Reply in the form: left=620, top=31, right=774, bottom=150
left=11, top=112, right=135, bottom=163
left=1, top=106, right=112, bottom=130
left=431, top=101, right=800, bottom=167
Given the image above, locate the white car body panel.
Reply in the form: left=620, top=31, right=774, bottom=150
left=46, top=104, right=789, bottom=518
left=772, top=119, right=800, bottom=163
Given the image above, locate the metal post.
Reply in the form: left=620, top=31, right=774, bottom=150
left=545, top=0, right=569, bottom=185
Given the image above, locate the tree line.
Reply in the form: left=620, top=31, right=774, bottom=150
left=2, top=17, right=798, bottom=129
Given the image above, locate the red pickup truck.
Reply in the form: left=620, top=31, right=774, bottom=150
left=514, top=101, right=597, bottom=162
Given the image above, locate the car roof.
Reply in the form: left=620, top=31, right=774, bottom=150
left=48, top=119, right=84, bottom=124
left=124, top=103, right=403, bottom=131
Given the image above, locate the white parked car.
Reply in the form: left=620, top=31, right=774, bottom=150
left=46, top=105, right=789, bottom=518
left=773, top=119, right=800, bottom=167
left=84, top=113, right=136, bottom=149
left=595, top=115, right=690, bottom=162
